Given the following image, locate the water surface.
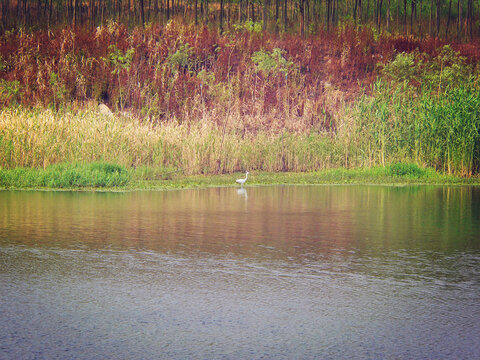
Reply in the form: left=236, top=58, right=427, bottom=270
left=1, top=186, right=479, bottom=359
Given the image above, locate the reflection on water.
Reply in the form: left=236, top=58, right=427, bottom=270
left=1, top=186, right=479, bottom=359
left=236, top=187, right=248, bottom=199
left=1, top=186, right=479, bottom=256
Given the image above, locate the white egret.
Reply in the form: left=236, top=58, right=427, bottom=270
left=236, top=171, right=249, bottom=187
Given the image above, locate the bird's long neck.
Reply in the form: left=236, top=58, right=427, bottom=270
left=245, top=173, right=248, bottom=180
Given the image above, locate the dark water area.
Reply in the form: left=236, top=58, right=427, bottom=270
left=1, top=186, right=479, bottom=359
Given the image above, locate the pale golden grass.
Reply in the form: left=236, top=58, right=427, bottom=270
left=0, top=105, right=344, bottom=174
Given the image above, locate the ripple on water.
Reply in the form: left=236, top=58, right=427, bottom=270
left=1, top=186, right=480, bottom=359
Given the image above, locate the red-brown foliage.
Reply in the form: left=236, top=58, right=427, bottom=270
left=1, top=22, right=480, bottom=129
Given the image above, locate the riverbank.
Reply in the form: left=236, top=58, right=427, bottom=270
left=1, top=102, right=480, bottom=191
left=1, top=162, right=478, bottom=191
left=2, top=23, right=480, bottom=177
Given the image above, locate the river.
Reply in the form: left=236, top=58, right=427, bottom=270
left=1, top=186, right=479, bottom=359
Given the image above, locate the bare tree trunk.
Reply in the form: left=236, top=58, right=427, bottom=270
left=275, top=0, right=279, bottom=32
left=24, top=0, right=30, bottom=26
left=205, top=0, right=208, bottom=24
left=48, top=0, right=53, bottom=27
left=468, top=0, right=473, bottom=39
left=2, top=0, right=10, bottom=29
left=386, top=0, right=390, bottom=31
left=377, top=0, right=383, bottom=30
left=429, top=0, right=433, bottom=35
left=88, top=0, right=93, bottom=27
left=238, top=0, right=242, bottom=22
left=305, top=0, right=309, bottom=31
left=220, top=0, right=224, bottom=32
left=436, top=0, right=441, bottom=36
left=300, top=0, right=305, bottom=36
left=326, top=0, right=331, bottom=31
left=446, top=0, right=452, bottom=38
left=457, top=0, right=462, bottom=39
left=16, top=0, right=19, bottom=27
left=366, top=0, right=369, bottom=23
left=359, top=0, right=362, bottom=22
left=332, top=0, right=336, bottom=25
left=263, top=0, right=268, bottom=31
left=419, top=0, right=422, bottom=36
left=140, top=0, right=145, bottom=25
left=101, top=0, right=105, bottom=25
left=228, top=0, right=231, bottom=25
left=410, top=0, right=415, bottom=33
left=36, top=0, right=41, bottom=25
left=354, top=0, right=359, bottom=23
left=118, top=0, right=122, bottom=22
left=397, top=0, right=400, bottom=29
left=195, top=0, right=198, bottom=24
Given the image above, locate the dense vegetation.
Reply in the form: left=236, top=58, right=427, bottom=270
left=1, top=6, right=480, bottom=186
left=0, top=162, right=130, bottom=188
left=1, top=0, right=479, bottom=41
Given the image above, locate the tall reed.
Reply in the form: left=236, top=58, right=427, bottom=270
left=351, top=80, right=480, bottom=175
left=416, top=87, right=480, bottom=175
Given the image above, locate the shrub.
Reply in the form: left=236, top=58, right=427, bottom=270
left=422, top=45, right=473, bottom=92
left=252, top=48, right=294, bottom=77
left=167, top=43, right=196, bottom=74
left=0, top=162, right=130, bottom=189
left=386, top=163, right=426, bottom=177
left=381, top=52, right=420, bottom=85
left=0, top=79, right=21, bottom=106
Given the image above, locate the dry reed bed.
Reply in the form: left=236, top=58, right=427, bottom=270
left=0, top=106, right=343, bottom=174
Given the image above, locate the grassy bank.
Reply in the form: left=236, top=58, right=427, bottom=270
left=1, top=23, right=480, bottom=184
left=0, top=162, right=477, bottom=191
left=132, top=166, right=478, bottom=191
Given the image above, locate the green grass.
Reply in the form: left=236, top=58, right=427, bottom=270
left=128, top=164, right=476, bottom=190
left=0, top=162, right=130, bottom=189
left=129, top=167, right=476, bottom=190
left=1, top=162, right=477, bottom=191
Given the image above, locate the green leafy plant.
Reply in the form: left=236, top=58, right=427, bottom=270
left=423, top=45, right=473, bottom=93
left=382, top=46, right=474, bottom=94
left=252, top=48, right=294, bottom=77
left=167, top=43, right=195, bottom=74
left=0, top=79, right=21, bottom=106
left=386, top=162, right=426, bottom=177
left=102, top=45, right=135, bottom=110
left=233, top=20, right=263, bottom=34
left=49, top=72, right=67, bottom=109
left=0, top=55, right=6, bottom=72
left=381, top=52, right=421, bottom=85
